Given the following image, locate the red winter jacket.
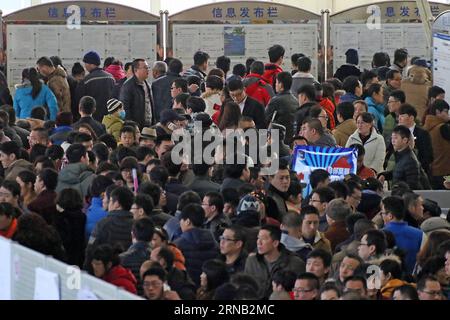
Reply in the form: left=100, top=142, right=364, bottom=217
left=262, top=63, right=283, bottom=87
left=243, top=73, right=273, bottom=107
left=103, top=265, right=137, bottom=294
left=319, top=97, right=336, bottom=130
left=105, top=65, right=126, bottom=81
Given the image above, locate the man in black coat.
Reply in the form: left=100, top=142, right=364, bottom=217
left=152, top=59, right=183, bottom=122
left=398, top=103, right=434, bottom=177
left=265, top=72, right=299, bottom=145
left=75, top=51, right=115, bottom=121
left=294, top=84, right=318, bottom=136
left=73, top=96, right=106, bottom=137
left=120, top=59, right=155, bottom=129
left=228, top=79, right=266, bottom=129
left=379, top=125, right=422, bottom=190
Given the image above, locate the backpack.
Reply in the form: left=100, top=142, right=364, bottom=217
left=245, top=80, right=271, bottom=106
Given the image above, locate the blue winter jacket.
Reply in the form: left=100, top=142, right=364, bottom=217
left=13, top=81, right=58, bottom=120
left=340, top=93, right=360, bottom=104
left=384, top=221, right=424, bottom=274
left=365, top=96, right=385, bottom=133
left=85, top=197, right=108, bottom=239
left=173, top=228, right=219, bottom=287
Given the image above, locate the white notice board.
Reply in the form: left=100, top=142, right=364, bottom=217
left=173, top=23, right=319, bottom=78
left=433, top=33, right=450, bottom=104
left=331, top=23, right=430, bottom=72
left=6, top=24, right=157, bottom=93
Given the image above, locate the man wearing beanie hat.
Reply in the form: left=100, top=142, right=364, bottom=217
left=75, top=50, right=115, bottom=122
left=333, top=49, right=362, bottom=82
left=324, top=199, right=352, bottom=251
left=102, top=98, right=125, bottom=142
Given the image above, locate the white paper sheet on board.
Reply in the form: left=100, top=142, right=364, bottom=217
left=34, top=267, right=60, bottom=300
left=0, top=238, right=12, bottom=300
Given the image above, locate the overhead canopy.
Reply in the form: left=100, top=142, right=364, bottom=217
left=169, top=1, right=320, bottom=22
left=3, top=0, right=159, bottom=23
left=330, top=1, right=450, bottom=22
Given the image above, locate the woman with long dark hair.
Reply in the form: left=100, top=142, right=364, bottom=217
left=13, top=67, right=58, bottom=120
left=218, top=101, right=241, bottom=133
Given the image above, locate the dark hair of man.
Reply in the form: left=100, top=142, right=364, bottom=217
left=1, top=180, right=20, bottom=198
left=357, top=112, right=374, bottom=124
left=172, top=78, right=188, bottom=92
left=312, top=187, right=335, bottom=203
left=194, top=51, right=209, bottom=66
left=161, top=151, right=181, bottom=177
left=192, top=162, right=211, bottom=176
left=66, top=143, right=87, bottom=163
left=206, top=75, right=224, bottom=91
left=157, top=246, right=175, bottom=270
left=291, top=53, right=305, bottom=67
left=17, top=170, right=36, bottom=187
left=287, top=180, right=303, bottom=198
left=178, top=191, right=202, bottom=211
left=135, top=146, right=153, bottom=162
left=297, top=84, right=316, bottom=101
left=372, top=52, right=390, bottom=68
left=57, top=188, right=83, bottom=211
left=336, top=102, right=355, bottom=121
left=204, top=191, right=224, bottom=214
left=345, top=213, right=367, bottom=236
left=268, top=45, right=285, bottom=63
left=131, top=58, right=145, bottom=73
left=186, top=96, right=206, bottom=113
left=249, top=61, right=264, bottom=75
left=99, top=134, right=117, bottom=150
left=89, top=175, right=114, bottom=198
left=350, top=144, right=365, bottom=157
left=92, top=143, right=109, bottom=163
left=307, top=249, right=332, bottom=268
left=388, top=90, right=406, bottom=104
left=30, top=107, right=46, bottom=120
left=272, top=270, right=297, bottom=292
left=297, top=272, right=320, bottom=290
left=299, top=205, right=320, bottom=224
left=224, top=225, right=246, bottom=246
left=39, top=168, right=58, bottom=191
left=137, top=182, right=161, bottom=207
left=110, top=186, right=134, bottom=211
left=394, top=49, right=408, bottom=64
left=361, top=70, right=378, bottom=88
left=342, top=76, right=361, bottom=94
left=174, top=93, right=190, bottom=109
left=428, top=86, right=445, bottom=99
left=398, top=103, right=417, bottom=118
left=329, top=181, right=349, bottom=199
left=221, top=188, right=240, bottom=208
left=430, top=99, right=450, bottom=114
left=310, top=169, right=330, bottom=189
left=216, top=55, right=231, bottom=75
left=132, top=217, right=154, bottom=242
left=382, top=196, right=405, bottom=220
left=364, top=229, right=387, bottom=255
left=74, top=132, right=93, bottom=144
left=417, top=274, right=439, bottom=292
left=120, top=125, right=136, bottom=137
left=297, top=57, right=312, bottom=72
left=386, top=69, right=400, bottom=80
left=343, top=275, right=367, bottom=290
left=276, top=72, right=292, bottom=91
left=379, top=259, right=402, bottom=280
left=260, top=224, right=282, bottom=242
left=392, top=125, right=412, bottom=141
left=79, top=96, right=96, bottom=115
left=402, top=192, right=421, bottom=212
left=232, top=64, right=246, bottom=77
left=134, top=193, right=155, bottom=216
left=36, top=56, right=54, bottom=67
left=0, top=141, right=20, bottom=159
left=392, top=285, right=419, bottom=300
left=168, top=58, right=183, bottom=74
left=367, top=83, right=382, bottom=97
left=143, top=266, right=167, bottom=282
left=179, top=203, right=204, bottom=227
left=227, top=78, right=244, bottom=92
left=149, top=165, right=169, bottom=188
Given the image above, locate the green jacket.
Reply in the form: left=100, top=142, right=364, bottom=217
left=102, top=114, right=123, bottom=142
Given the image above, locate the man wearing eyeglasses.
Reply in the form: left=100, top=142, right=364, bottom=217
left=218, top=226, right=248, bottom=275
left=293, top=272, right=320, bottom=300
left=417, top=275, right=443, bottom=300
left=357, top=229, right=387, bottom=263
left=120, top=58, right=155, bottom=129
left=201, top=192, right=231, bottom=242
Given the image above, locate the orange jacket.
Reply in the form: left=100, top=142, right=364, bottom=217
left=0, top=218, right=17, bottom=239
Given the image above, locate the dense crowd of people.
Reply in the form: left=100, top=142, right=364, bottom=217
left=0, top=43, right=449, bottom=301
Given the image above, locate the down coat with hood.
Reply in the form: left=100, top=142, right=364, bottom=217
left=47, top=65, right=71, bottom=113
left=401, top=66, right=431, bottom=123
left=13, top=81, right=58, bottom=120
left=56, top=163, right=96, bottom=198
left=102, top=265, right=137, bottom=294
